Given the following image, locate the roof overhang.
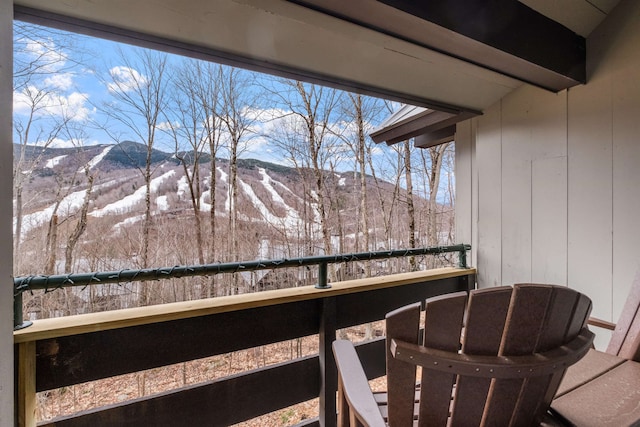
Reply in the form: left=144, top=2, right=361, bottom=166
left=370, top=105, right=473, bottom=147
left=13, top=0, right=618, bottom=134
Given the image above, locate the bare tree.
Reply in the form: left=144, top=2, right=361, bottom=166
left=165, top=60, right=223, bottom=266
left=267, top=80, right=342, bottom=262
left=64, top=172, right=93, bottom=273
left=13, top=21, right=90, bottom=271
left=13, top=21, right=83, bottom=91
left=419, top=142, right=451, bottom=248
left=100, top=48, right=169, bottom=277
left=98, top=48, right=169, bottom=306
left=13, top=70, right=69, bottom=267
left=338, top=94, right=387, bottom=259
left=403, top=140, right=417, bottom=270
left=219, top=66, right=257, bottom=294
left=367, top=143, right=402, bottom=254
left=201, top=65, right=225, bottom=271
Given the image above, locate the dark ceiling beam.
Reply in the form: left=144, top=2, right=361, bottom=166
left=291, top=0, right=586, bottom=92
left=414, top=126, right=456, bottom=149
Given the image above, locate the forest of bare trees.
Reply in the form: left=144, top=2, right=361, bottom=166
left=13, top=21, right=457, bottom=321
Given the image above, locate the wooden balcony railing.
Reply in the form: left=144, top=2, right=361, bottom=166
left=14, top=267, right=475, bottom=427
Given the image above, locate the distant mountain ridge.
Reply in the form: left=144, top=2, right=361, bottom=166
left=14, top=141, right=411, bottom=242
left=15, top=141, right=299, bottom=177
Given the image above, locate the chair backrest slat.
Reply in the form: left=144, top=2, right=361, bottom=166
left=481, top=285, right=554, bottom=426
left=449, top=287, right=512, bottom=426
left=386, top=302, right=421, bottom=427
left=514, top=287, right=589, bottom=425
left=417, top=292, right=467, bottom=426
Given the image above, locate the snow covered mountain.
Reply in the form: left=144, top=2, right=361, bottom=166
left=14, top=141, right=446, bottom=275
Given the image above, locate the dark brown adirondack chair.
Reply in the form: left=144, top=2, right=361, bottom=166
left=589, top=269, right=640, bottom=361
left=333, top=284, right=594, bottom=426
left=550, top=271, right=640, bottom=426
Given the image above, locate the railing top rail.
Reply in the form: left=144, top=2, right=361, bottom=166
left=14, top=267, right=475, bottom=343
left=14, top=244, right=470, bottom=294
left=13, top=244, right=471, bottom=330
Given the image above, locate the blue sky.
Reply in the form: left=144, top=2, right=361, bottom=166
left=13, top=22, right=396, bottom=166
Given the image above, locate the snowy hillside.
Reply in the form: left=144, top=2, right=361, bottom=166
left=13, top=141, right=452, bottom=279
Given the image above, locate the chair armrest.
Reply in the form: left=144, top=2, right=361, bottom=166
left=588, top=317, right=616, bottom=331
left=332, top=340, right=386, bottom=427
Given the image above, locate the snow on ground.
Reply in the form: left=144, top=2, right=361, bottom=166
left=15, top=188, right=89, bottom=237
left=236, top=177, right=280, bottom=224
left=46, top=155, right=67, bottom=169
left=199, top=177, right=212, bottom=213
left=91, top=170, right=175, bottom=217
left=258, top=168, right=302, bottom=228
left=236, top=171, right=303, bottom=230
left=338, top=177, right=346, bottom=186
left=15, top=178, right=121, bottom=236
left=217, top=167, right=231, bottom=213
left=268, top=175, right=321, bottom=225
left=150, top=170, right=175, bottom=192
left=176, top=173, right=214, bottom=213
left=83, top=145, right=114, bottom=172
left=176, top=175, right=189, bottom=199
left=113, top=214, right=145, bottom=230
left=156, top=195, right=169, bottom=212
left=217, top=167, right=228, bottom=183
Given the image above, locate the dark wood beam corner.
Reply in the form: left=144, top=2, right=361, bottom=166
left=291, top=0, right=586, bottom=91
left=414, top=126, right=456, bottom=149
left=375, top=0, right=586, bottom=90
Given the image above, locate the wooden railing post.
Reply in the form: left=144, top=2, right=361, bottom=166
left=16, top=340, right=36, bottom=427
left=319, top=297, right=337, bottom=427
left=460, top=272, right=476, bottom=292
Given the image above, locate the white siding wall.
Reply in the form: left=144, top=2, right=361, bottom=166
left=456, top=0, right=640, bottom=348
left=1, top=0, right=14, bottom=424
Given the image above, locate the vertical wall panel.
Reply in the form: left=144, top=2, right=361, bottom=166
left=501, top=91, right=534, bottom=284
left=529, top=88, right=569, bottom=286
left=455, top=120, right=474, bottom=265
left=610, top=2, right=640, bottom=321
left=501, top=158, right=532, bottom=284
left=527, top=90, right=568, bottom=162
left=532, top=156, right=568, bottom=285
left=476, top=103, right=502, bottom=288
left=567, top=77, right=613, bottom=322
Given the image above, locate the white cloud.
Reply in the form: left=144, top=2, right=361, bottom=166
left=32, top=137, right=84, bottom=149
left=107, top=66, right=147, bottom=93
left=156, top=121, right=179, bottom=131
left=13, top=85, right=92, bottom=122
left=62, top=92, right=93, bottom=121
left=43, top=73, right=74, bottom=91
left=20, top=38, right=69, bottom=74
